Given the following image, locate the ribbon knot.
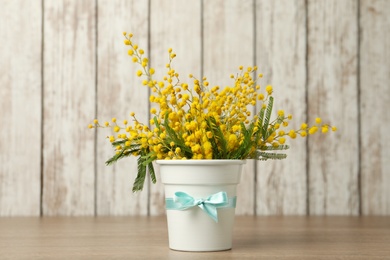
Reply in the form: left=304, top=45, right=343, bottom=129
left=165, top=191, right=236, bottom=222
left=195, top=199, right=205, bottom=206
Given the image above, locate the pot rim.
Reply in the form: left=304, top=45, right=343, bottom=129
left=156, top=159, right=246, bottom=165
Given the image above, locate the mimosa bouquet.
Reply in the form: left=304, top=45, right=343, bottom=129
left=89, top=33, right=336, bottom=192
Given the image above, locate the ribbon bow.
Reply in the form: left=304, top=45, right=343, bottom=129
left=165, top=191, right=236, bottom=222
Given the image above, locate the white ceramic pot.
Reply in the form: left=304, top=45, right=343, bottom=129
left=157, top=159, right=244, bottom=252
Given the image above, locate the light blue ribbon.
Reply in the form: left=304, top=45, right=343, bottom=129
left=165, top=191, right=236, bottom=222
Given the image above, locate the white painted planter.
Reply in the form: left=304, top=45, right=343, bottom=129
left=157, top=160, right=244, bottom=252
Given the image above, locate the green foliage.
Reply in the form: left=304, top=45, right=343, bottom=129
left=132, top=155, right=147, bottom=192
left=130, top=151, right=157, bottom=192
left=161, top=115, right=192, bottom=157
left=229, top=122, right=255, bottom=159
left=262, top=96, right=274, bottom=140
left=206, top=117, right=228, bottom=158
left=105, top=139, right=155, bottom=192
left=255, top=151, right=288, bottom=160
left=106, top=142, right=140, bottom=166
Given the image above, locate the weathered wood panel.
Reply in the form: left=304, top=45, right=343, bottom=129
left=203, top=0, right=255, bottom=215
left=149, top=0, right=202, bottom=216
left=360, top=0, right=390, bottom=215
left=96, top=0, right=149, bottom=216
left=1, top=0, right=390, bottom=217
left=42, top=1, right=96, bottom=215
left=307, top=0, right=359, bottom=215
left=0, top=0, right=42, bottom=216
left=255, top=0, right=307, bottom=215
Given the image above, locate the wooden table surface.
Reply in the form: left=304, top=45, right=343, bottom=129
left=0, top=216, right=389, bottom=259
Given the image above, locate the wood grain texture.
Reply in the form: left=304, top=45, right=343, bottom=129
left=149, top=0, right=202, bottom=216
left=0, top=216, right=389, bottom=259
left=96, top=0, right=149, bottom=216
left=0, top=0, right=42, bottom=216
left=307, top=0, right=359, bottom=215
left=203, top=0, right=255, bottom=215
left=42, top=1, right=96, bottom=215
left=360, top=0, right=390, bottom=215
left=255, top=0, right=307, bottom=215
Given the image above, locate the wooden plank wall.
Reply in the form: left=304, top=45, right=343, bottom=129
left=0, top=0, right=42, bottom=216
left=308, top=0, right=361, bottom=215
left=256, top=0, right=307, bottom=215
left=0, top=0, right=389, bottom=216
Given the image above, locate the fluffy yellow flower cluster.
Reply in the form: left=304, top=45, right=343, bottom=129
left=88, top=33, right=336, bottom=191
